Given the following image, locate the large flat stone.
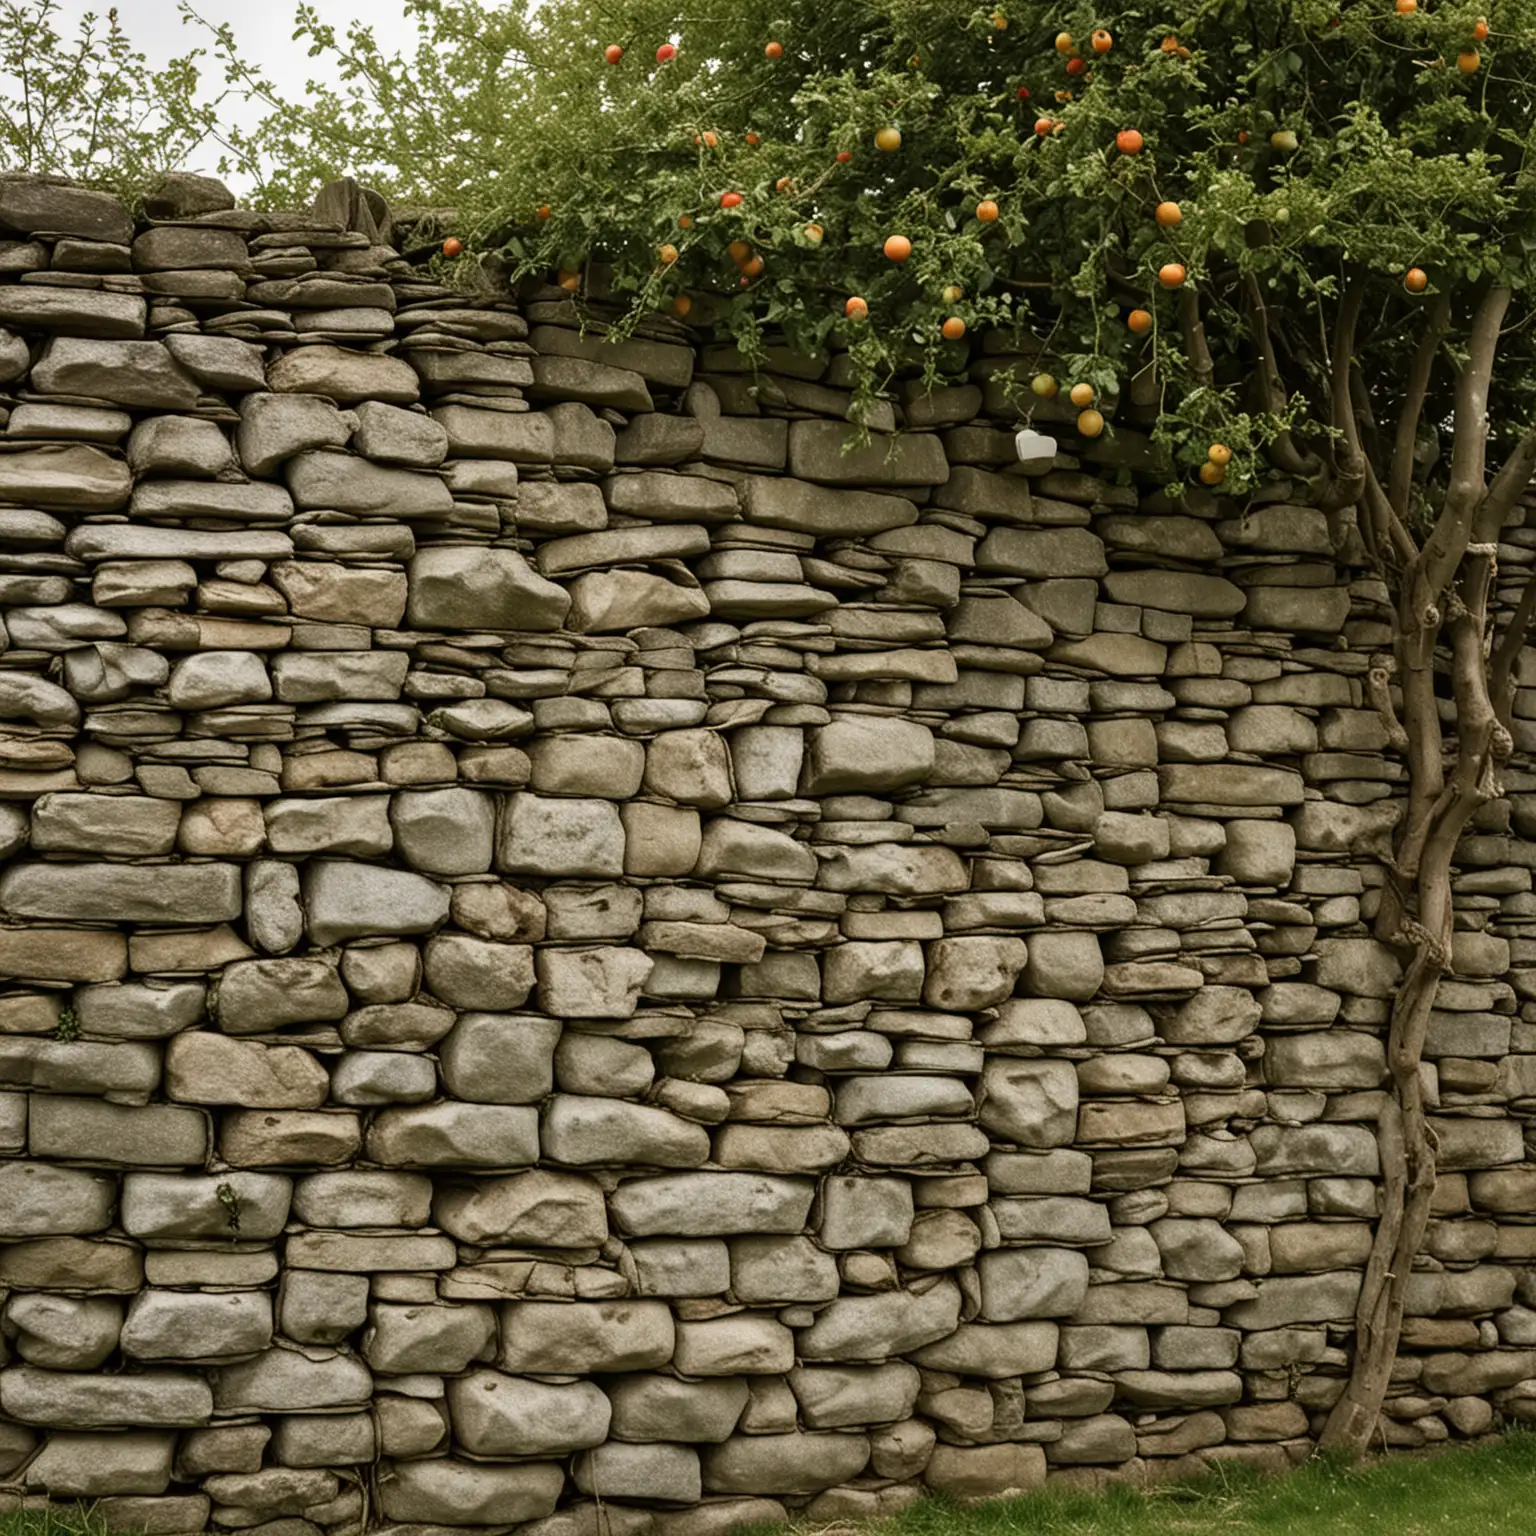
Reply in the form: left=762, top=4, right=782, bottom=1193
left=0, top=863, right=241, bottom=923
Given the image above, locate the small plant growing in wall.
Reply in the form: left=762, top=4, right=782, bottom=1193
left=216, top=1181, right=242, bottom=1238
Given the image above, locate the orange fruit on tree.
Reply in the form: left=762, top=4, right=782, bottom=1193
left=836, top=149, right=853, bottom=163
left=659, top=243, right=679, bottom=265
left=941, top=316, right=967, bottom=340
left=1091, top=28, right=1113, bottom=52
left=1034, top=117, right=1055, bottom=136
left=1069, top=382, right=1095, bottom=407
left=1055, top=89, right=1073, bottom=102
left=1066, top=56, right=1088, bottom=75
left=875, top=126, right=903, bottom=151
left=977, top=199, right=1000, bottom=222
left=775, top=176, right=793, bottom=192
left=1116, top=128, right=1144, bottom=153
left=1155, top=200, right=1182, bottom=227
left=1394, top=0, right=1417, bottom=11
left=845, top=296, right=868, bottom=319
left=656, top=42, right=677, bottom=62
left=1031, top=373, right=1059, bottom=398
left=604, top=44, right=623, bottom=63
left=992, top=11, right=1008, bottom=28
left=1237, top=129, right=1250, bottom=144
left=678, top=214, right=693, bottom=229
left=741, top=255, right=764, bottom=278
left=557, top=269, right=581, bottom=291
left=942, top=284, right=964, bottom=303
left=1473, top=17, right=1489, bottom=39
left=745, top=132, right=760, bottom=146
left=695, top=131, right=718, bottom=148
left=1160, top=34, right=1179, bottom=52
left=442, top=237, right=463, bottom=258
left=720, top=191, right=743, bottom=208
left=1199, top=461, right=1227, bottom=485
left=1127, top=308, right=1152, bottom=334
left=766, top=40, right=784, bottom=58
left=805, top=223, right=824, bottom=243
left=1208, top=443, right=1232, bottom=465
left=672, top=294, right=692, bottom=317
left=536, top=204, right=552, bottom=220
left=1158, top=262, right=1186, bottom=288
left=1404, top=267, right=1429, bottom=293
left=1055, top=31, right=1075, bottom=53
left=728, top=239, right=752, bottom=264
left=884, top=234, right=913, bottom=261
left=1458, top=48, right=1481, bottom=71
left=1077, top=408, right=1105, bottom=437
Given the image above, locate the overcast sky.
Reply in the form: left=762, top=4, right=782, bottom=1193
left=53, top=0, right=427, bottom=187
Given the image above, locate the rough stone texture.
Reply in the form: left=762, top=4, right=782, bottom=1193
left=0, top=172, right=1533, bottom=1525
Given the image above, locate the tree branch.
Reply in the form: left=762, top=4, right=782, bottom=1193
left=1473, top=417, right=1536, bottom=544
left=1178, top=288, right=1215, bottom=392
left=1416, top=286, right=1510, bottom=610
left=1491, top=572, right=1536, bottom=728
left=1387, top=291, right=1450, bottom=521
left=1243, top=271, right=1319, bottom=477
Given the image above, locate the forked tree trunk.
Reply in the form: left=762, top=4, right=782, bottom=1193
left=1318, top=544, right=1511, bottom=1454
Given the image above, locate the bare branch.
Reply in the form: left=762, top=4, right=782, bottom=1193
left=1177, top=288, right=1215, bottom=392
left=1417, top=286, right=1510, bottom=608
left=1491, top=573, right=1536, bottom=728
left=1387, top=291, right=1450, bottom=521
left=1473, top=417, right=1536, bottom=544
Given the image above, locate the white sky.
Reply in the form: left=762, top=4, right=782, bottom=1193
left=53, top=0, right=426, bottom=188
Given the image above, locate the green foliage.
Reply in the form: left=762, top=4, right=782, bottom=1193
left=216, top=1179, right=242, bottom=1235
left=0, top=0, right=249, bottom=203
left=51, top=1004, right=78, bottom=1043
left=208, top=0, right=1536, bottom=491
left=6, top=0, right=1536, bottom=492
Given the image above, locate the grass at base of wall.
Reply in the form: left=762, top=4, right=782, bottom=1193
left=0, top=1510, right=107, bottom=1536
left=4, top=1436, right=1536, bottom=1536
left=840, top=1432, right=1536, bottom=1535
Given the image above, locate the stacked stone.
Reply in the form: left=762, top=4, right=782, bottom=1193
left=1, top=167, right=1536, bottom=1532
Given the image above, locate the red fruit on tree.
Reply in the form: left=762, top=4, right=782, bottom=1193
left=656, top=42, right=677, bottom=62
left=719, top=191, right=743, bottom=209
left=765, top=40, right=784, bottom=58
left=604, top=44, right=623, bottom=63
left=442, top=237, right=463, bottom=258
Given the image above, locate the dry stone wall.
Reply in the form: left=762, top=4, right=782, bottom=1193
left=0, top=168, right=1534, bottom=1532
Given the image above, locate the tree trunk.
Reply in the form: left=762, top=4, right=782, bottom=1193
left=1317, top=547, right=1508, bottom=1455
left=1316, top=948, right=1442, bottom=1454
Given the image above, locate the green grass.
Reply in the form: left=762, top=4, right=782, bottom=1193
left=850, top=1433, right=1536, bottom=1535
left=0, top=1509, right=106, bottom=1536
left=4, top=1437, right=1536, bottom=1536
